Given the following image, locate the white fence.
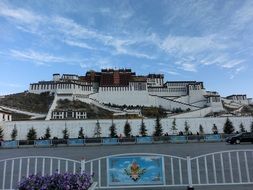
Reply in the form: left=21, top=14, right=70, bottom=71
left=84, top=153, right=189, bottom=189
left=0, top=150, right=253, bottom=189
left=190, top=150, right=253, bottom=186
left=0, top=156, right=82, bottom=190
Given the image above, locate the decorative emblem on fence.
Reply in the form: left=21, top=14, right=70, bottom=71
left=107, top=155, right=165, bottom=186
left=124, top=159, right=146, bottom=181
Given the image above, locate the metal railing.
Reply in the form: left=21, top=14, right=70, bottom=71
left=190, top=149, right=253, bottom=187
left=83, top=150, right=253, bottom=189
left=83, top=153, right=188, bottom=189
left=0, top=156, right=81, bottom=190
left=1, top=150, right=253, bottom=189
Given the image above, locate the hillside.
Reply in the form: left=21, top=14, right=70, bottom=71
left=0, top=92, right=54, bottom=114
left=56, top=99, right=113, bottom=119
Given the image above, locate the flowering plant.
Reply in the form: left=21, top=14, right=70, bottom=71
left=18, top=171, right=93, bottom=190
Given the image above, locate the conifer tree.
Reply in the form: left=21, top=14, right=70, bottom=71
left=139, top=118, right=147, bottom=136
left=44, top=127, right=51, bottom=139
left=11, top=125, right=18, bottom=140
left=239, top=123, right=246, bottom=132
left=0, top=126, right=4, bottom=139
left=78, top=127, right=85, bottom=139
left=171, top=118, right=178, bottom=134
left=212, top=124, right=218, bottom=134
left=199, top=124, right=204, bottom=135
left=109, top=122, right=117, bottom=138
left=62, top=127, right=69, bottom=139
left=27, top=127, right=37, bottom=140
left=184, top=121, right=190, bottom=135
left=223, top=118, right=235, bottom=134
left=94, top=120, right=102, bottom=138
left=153, top=116, right=163, bottom=136
left=124, top=120, right=132, bottom=137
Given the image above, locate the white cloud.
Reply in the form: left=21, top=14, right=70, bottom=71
left=64, top=39, right=95, bottom=50
left=9, top=49, right=93, bottom=68
left=232, top=1, right=253, bottom=30
left=235, top=66, right=245, bottom=73
left=99, top=7, right=111, bottom=14
left=167, top=71, right=180, bottom=75
left=50, top=16, right=154, bottom=59
left=10, top=49, right=65, bottom=64
left=161, top=35, right=226, bottom=55
left=199, top=54, right=245, bottom=70
left=220, top=60, right=244, bottom=69
left=229, top=65, right=246, bottom=80
left=160, top=69, right=180, bottom=76
left=119, top=11, right=133, bottom=19
left=180, top=63, right=197, bottom=72
left=80, top=57, right=115, bottom=70
left=174, top=56, right=198, bottom=72
left=52, top=16, right=98, bottom=39
left=0, top=2, right=42, bottom=24
left=0, top=2, right=155, bottom=60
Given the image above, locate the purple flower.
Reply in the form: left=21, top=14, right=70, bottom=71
left=18, top=171, right=93, bottom=190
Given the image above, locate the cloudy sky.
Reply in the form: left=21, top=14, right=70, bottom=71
left=0, top=0, right=253, bottom=97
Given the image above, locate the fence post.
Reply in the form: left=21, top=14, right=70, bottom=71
left=81, top=158, right=85, bottom=174
left=187, top=156, right=194, bottom=190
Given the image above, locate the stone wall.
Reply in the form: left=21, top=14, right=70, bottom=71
left=1, top=116, right=252, bottom=140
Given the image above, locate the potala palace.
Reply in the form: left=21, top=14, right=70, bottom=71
left=29, top=68, right=252, bottom=120
left=1, top=68, right=253, bottom=140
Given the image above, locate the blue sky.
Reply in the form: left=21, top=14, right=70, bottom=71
left=0, top=0, right=253, bottom=97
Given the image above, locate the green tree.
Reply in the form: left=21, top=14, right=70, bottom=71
left=78, top=127, right=85, bottom=139
left=94, top=120, right=102, bottom=138
left=184, top=121, right=190, bottom=135
left=139, top=118, right=147, bottom=136
left=44, top=127, right=51, bottom=139
left=11, top=125, right=18, bottom=140
left=251, top=122, right=253, bottom=133
left=109, top=122, right=117, bottom=138
left=0, top=126, right=4, bottom=139
left=62, top=127, right=69, bottom=139
left=171, top=118, right=177, bottom=134
left=239, top=123, right=246, bottom=132
left=223, top=118, right=235, bottom=134
left=27, top=127, right=37, bottom=140
left=199, top=124, right=204, bottom=135
left=212, top=124, right=218, bottom=134
left=153, top=116, right=163, bottom=136
left=124, top=120, right=132, bottom=137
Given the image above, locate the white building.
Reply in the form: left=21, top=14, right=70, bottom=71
left=51, top=110, right=87, bottom=120
left=226, top=94, right=251, bottom=105
left=28, top=68, right=252, bottom=118
left=0, top=108, right=12, bottom=122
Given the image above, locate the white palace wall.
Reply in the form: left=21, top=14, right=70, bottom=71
left=1, top=116, right=253, bottom=140
left=149, top=96, right=197, bottom=110
left=91, top=90, right=151, bottom=106
left=189, top=89, right=207, bottom=105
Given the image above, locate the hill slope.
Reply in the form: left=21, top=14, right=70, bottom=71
left=55, top=99, right=113, bottom=119
left=0, top=92, right=54, bottom=114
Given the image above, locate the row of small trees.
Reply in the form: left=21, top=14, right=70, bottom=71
left=1, top=118, right=253, bottom=140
